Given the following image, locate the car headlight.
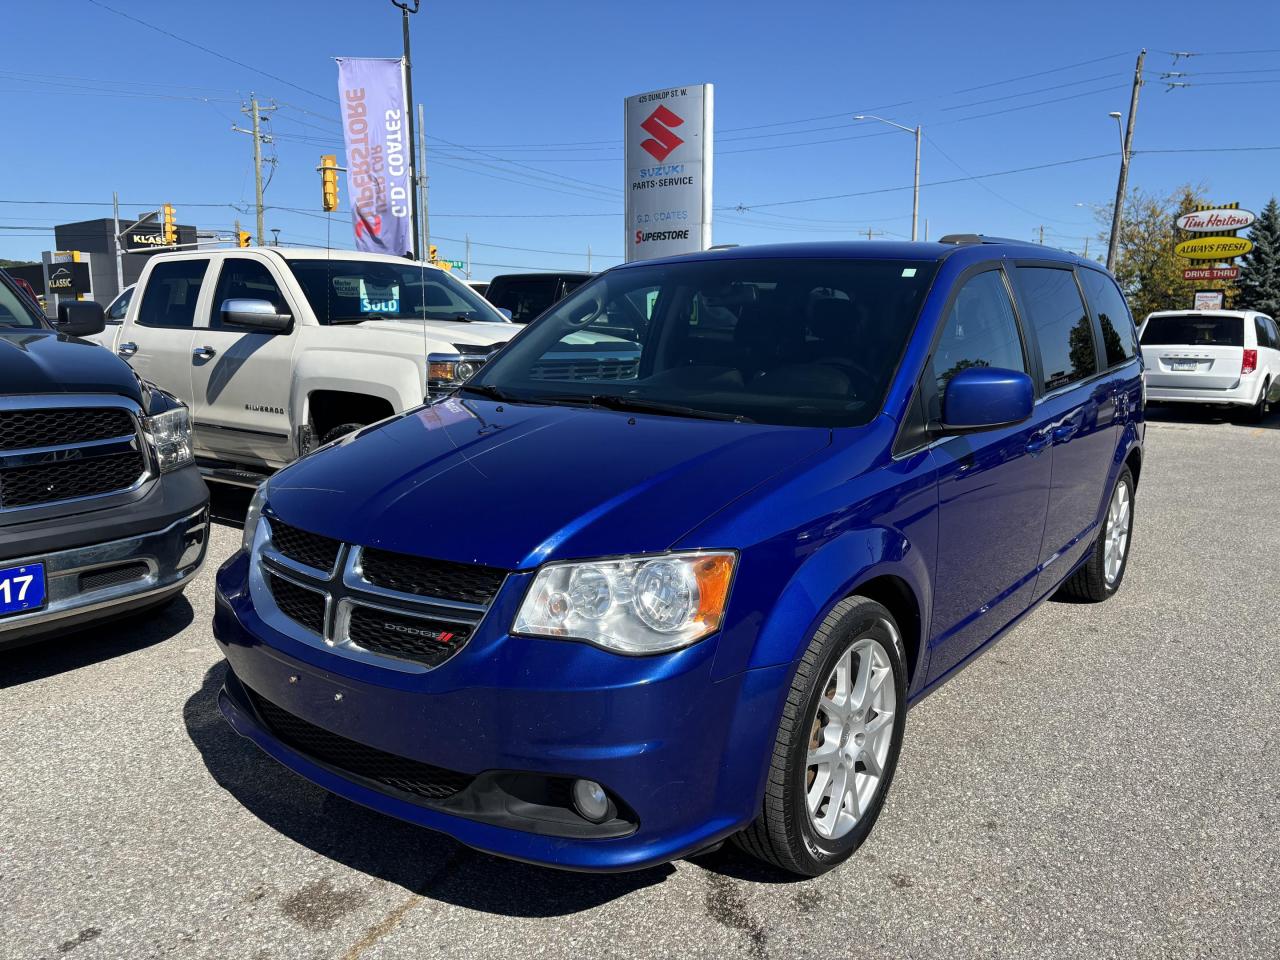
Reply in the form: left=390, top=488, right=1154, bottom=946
left=241, top=481, right=269, bottom=553
left=426, top=352, right=484, bottom=397
left=513, top=551, right=736, bottom=655
left=143, top=407, right=194, bottom=473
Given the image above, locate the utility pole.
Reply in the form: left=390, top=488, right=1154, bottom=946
left=1107, top=49, right=1146, bottom=272
left=417, top=102, right=429, bottom=258
left=112, top=192, right=124, bottom=296
left=465, top=234, right=471, bottom=279
left=853, top=115, right=921, bottom=240
left=1038, top=225, right=1045, bottom=244
left=232, top=93, right=276, bottom=245
left=393, top=1, right=422, bottom=260
left=587, top=245, right=592, bottom=272
left=1083, top=235, right=1090, bottom=258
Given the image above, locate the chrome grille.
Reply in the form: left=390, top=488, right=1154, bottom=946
left=0, top=398, right=148, bottom=512
left=255, top=517, right=505, bottom=671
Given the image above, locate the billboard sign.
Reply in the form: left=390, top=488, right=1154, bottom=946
left=45, top=262, right=91, bottom=295
left=1193, top=290, right=1225, bottom=311
left=336, top=57, right=414, bottom=256
left=1174, top=236, right=1253, bottom=260
left=625, top=84, right=713, bottom=262
left=1176, top=208, right=1256, bottom=233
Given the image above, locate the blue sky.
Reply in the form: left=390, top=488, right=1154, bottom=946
left=3, top=0, right=1279, bottom=278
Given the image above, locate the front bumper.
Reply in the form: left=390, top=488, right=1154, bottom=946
left=0, top=504, right=209, bottom=646
left=213, top=550, right=789, bottom=872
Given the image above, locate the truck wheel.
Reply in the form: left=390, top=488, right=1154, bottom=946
left=320, top=423, right=366, bottom=445
left=1056, top=465, right=1135, bottom=602
left=734, top=597, right=907, bottom=877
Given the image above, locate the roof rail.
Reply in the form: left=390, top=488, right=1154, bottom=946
left=938, top=233, right=1044, bottom=247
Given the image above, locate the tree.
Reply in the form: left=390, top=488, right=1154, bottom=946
left=1098, top=183, right=1238, bottom=318
left=1238, top=197, right=1280, bottom=316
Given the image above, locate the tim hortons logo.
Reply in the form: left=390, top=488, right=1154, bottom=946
left=640, top=105, right=685, bottom=162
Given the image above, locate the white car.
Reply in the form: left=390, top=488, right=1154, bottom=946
left=1139, top=309, right=1280, bottom=422
left=85, top=283, right=136, bottom=348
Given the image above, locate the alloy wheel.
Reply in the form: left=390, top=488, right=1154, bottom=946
left=805, top=628, right=898, bottom=841
left=1104, top=479, right=1132, bottom=586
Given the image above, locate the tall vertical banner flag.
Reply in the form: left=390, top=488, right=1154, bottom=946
left=625, top=84, right=713, bottom=262
left=336, top=57, right=414, bottom=256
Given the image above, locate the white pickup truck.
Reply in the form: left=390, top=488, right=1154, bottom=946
left=95, top=248, right=516, bottom=484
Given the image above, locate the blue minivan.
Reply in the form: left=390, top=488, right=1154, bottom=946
left=213, top=238, right=1144, bottom=876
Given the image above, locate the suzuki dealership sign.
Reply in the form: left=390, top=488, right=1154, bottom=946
left=625, top=84, right=713, bottom=262
left=336, top=57, right=414, bottom=256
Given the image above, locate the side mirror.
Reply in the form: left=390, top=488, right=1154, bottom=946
left=220, top=298, right=292, bottom=332
left=938, top=367, right=1034, bottom=433
left=54, top=300, right=106, bottom=337
left=497, top=307, right=514, bottom=321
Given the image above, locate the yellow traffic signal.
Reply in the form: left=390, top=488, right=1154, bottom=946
left=237, top=231, right=252, bottom=248
left=428, top=244, right=438, bottom=263
left=162, top=204, right=177, bottom=245
left=320, top=154, right=339, bottom=212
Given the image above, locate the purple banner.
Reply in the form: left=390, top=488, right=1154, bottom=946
left=336, top=57, right=413, bottom=256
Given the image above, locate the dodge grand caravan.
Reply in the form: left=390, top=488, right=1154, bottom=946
left=213, top=238, right=1145, bottom=876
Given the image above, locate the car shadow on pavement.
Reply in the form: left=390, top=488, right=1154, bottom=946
left=184, top=660, right=683, bottom=916
left=0, top=595, right=195, bottom=689
left=1145, top=402, right=1280, bottom=429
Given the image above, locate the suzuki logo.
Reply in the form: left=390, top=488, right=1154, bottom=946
left=640, top=105, right=684, bottom=162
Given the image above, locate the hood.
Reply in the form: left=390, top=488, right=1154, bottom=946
left=267, top=398, right=830, bottom=570
left=0, top=330, right=143, bottom=401
left=355, top=319, right=515, bottom=350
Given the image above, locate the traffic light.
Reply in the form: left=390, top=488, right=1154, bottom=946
left=428, top=244, right=438, bottom=263
left=237, top=231, right=252, bottom=248
left=320, top=154, right=339, bottom=212
left=162, top=204, right=177, bottom=245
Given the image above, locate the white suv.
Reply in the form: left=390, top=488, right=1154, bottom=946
left=1139, top=309, right=1280, bottom=422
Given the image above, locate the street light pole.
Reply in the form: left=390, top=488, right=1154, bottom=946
left=392, top=0, right=422, bottom=260
left=1106, top=49, right=1146, bottom=272
left=854, top=114, right=921, bottom=241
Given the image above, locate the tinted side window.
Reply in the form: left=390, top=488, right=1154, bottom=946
left=930, top=270, right=1026, bottom=421
left=137, top=260, right=207, bottom=329
left=210, top=258, right=285, bottom=329
left=490, top=278, right=557, bottom=322
left=1079, top=269, right=1137, bottom=367
left=107, top=286, right=133, bottom=322
left=1017, top=267, right=1097, bottom=391
left=1265, top=317, right=1280, bottom=350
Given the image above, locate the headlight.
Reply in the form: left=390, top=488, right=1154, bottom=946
left=513, top=551, right=736, bottom=655
left=241, top=481, right=269, bottom=553
left=426, top=352, right=484, bottom=397
left=143, top=407, right=193, bottom=473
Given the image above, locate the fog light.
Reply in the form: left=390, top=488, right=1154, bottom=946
left=572, top=779, right=610, bottom=823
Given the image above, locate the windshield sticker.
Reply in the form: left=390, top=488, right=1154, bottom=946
left=332, top=276, right=362, bottom=298
left=901, top=268, right=917, bottom=278
left=359, top=280, right=400, bottom=314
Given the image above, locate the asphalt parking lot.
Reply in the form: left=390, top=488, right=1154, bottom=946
left=2, top=406, right=1278, bottom=960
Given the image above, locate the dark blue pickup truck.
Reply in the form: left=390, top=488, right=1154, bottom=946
left=0, top=270, right=208, bottom=649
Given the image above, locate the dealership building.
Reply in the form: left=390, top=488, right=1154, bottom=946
left=6, top=217, right=199, bottom=314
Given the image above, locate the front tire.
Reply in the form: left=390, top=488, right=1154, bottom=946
left=735, top=597, right=908, bottom=876
left=1056, top=465, right=1135, bottom=602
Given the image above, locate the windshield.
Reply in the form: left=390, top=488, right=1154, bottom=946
left=0, top=275, right=44, bottom=329
left=467, top=257, right=938, bottom=428
left=286, top=259, right=507, bottom=325
left=1141, top=314, right=1243, bottom=347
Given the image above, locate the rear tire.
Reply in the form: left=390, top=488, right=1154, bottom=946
left=1056, top=465, right=1135, bottom=602
left=735, top=597, right=908, bottom=877
left=1242, top=381, right=1269, bottom=424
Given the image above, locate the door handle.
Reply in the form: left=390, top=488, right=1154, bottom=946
left=1052, top=422, right=1078, bottom=443
left=1025, top=432, right=1051, bottom=456
left=117, top=341, right=137, bottom=358
left=192, top=345, right=216, bottom=361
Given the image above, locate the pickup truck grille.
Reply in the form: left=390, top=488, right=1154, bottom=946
left=246, top=686, right=474, bottom=802
left=258, top=517, right=506, bottom=671
left=0, top=402, right=147, bottom=511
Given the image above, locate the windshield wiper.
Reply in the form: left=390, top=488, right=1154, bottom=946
left=532, top=393, right=753, bottom=423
